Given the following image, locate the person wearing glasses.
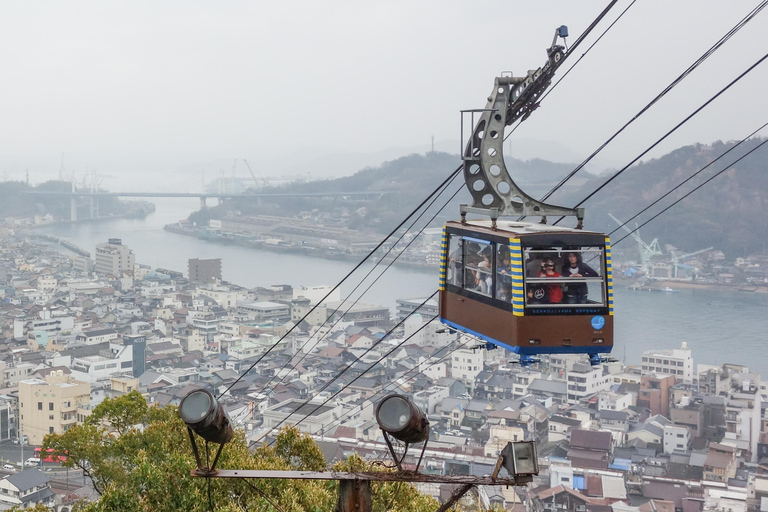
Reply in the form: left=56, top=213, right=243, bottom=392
left=527, top=258, right=563, bottom=304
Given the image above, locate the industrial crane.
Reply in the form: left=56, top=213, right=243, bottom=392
left=609, top=213, right=662, bottom=276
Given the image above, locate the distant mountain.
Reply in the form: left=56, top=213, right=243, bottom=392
left=551, top=138, right=768, bottom=259
left=196, top=138, right=768, bottom=259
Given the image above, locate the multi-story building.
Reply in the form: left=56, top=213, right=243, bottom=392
left=703, top=443, right=737, bottom=482
left=325, top=301, right=390, bottom=328
left=663, top=424, right=690, bottom=453
left=638, top=374, right=675, bottom=418
left=0, top=395, right=17, bottom=442
left=194, top=284, right=246, bottom=309
left=262, top=399, right=338, bottom=435
left=598, top=391, right=633, bottom=411
left=94, top=238, right=135, bottom=275
left=724, top=372, right=761, bottom=461
left=74, top=328, right=119, bottom=346
left=641, top=342, right=694, bottom=383
left=18, top=371, right=90, bottom=445
left=450, top=348, right=483, bottom=391
left=567, top=363, right=613, bottom=403
left=188, top=258, right=222, bottom=283
left=187, top=310, right=220, bottom=340
left=395, top=297, right=439, bottom=322
left=69, top=342, right=134, bottom=383
left=239, top=302, right=291, bottom=324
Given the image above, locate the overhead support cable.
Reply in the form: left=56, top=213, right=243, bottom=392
left=318, top=334, right=475, bottom=436
left=217, top=166, right=462, bottom=399
left=527, top=0, right=768, bottom=215
left=553, top=51, right=768, bottom=225
left=267, top=311, right=439, bottom=446
left=248, top=170, right=463, bottom=405
left=613, top=137, right=768, bottom=247
left=502, top=0, right=629, bottom=144
left=609, top=121, right=768, bottom=238
left=252, top=294, right=437, bottom=446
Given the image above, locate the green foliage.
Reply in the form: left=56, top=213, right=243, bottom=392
left=6, top=504, right=50, bottom=512
left=85, top=390, right=149, bottom=435
left=330, top=454, right=439, bottom=512
left=42, top=394, right=437, bottom=511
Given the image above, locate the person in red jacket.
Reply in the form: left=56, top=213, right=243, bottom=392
left=539, top=259, right=563, bottom=303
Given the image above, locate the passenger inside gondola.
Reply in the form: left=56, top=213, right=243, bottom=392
left=561, top=251, right=599, bottom=304
left=496, top=245, right=512, bottom=302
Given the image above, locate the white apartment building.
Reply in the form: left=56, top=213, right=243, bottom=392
left=69, top=343, right=134, bottom=383
left=195, top=285, right=247, bottom=309
left=239, top=302, right=291, bottom=323
left=641, top=341, right=694, bottom=383
left=36, top=275, right=57, bottom=294
left=663, top=424, right=690, bottom=454
left=567, top=363, right=613, bottom=403
left=187, top=310, right=220, bottom=339
left=451, top=348, right=483, bottom=390
left=262, top=399, right=339, bottom=435
left=293, top=285, right=340, bottom=304
left=94, top=238, right=135, bottom=275
left=599, top=391, right=634, bottom=411
left=512, top=370, right=543, bottom=397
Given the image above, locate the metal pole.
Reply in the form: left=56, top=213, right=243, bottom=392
left=336, top=479, right=372, bottom=512
left=436, top=483, right=474, bottom=512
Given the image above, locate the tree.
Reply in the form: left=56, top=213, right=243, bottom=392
left=42, top=392, right=439, bottom=512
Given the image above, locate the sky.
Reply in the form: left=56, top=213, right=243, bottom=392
left=1, top=0, right=766, bottom=191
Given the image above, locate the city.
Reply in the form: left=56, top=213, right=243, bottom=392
left=0, top=227, right=763, bottom=511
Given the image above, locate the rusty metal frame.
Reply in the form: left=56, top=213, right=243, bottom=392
left=189, top=468, right=532, bottom=486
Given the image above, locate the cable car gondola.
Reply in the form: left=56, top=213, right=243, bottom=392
left=438, top=26, right=613, bottom=366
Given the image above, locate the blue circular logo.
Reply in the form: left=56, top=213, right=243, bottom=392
left=591, top=316, right=605, bottom=330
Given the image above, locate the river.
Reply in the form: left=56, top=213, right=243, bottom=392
left=36, top=198, right=768, bottom=377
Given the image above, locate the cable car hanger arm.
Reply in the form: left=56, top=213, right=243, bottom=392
left=461, top=26, right=584, bottom=226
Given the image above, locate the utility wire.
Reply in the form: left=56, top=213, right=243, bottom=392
left=248, top=170, right=463, bottom=405
left=536, top=0, right=637, bottom=107
left=532, top=0, right=768, bottom=214
left=253, top=296, right=437, bottom=445
left=501, top=0, right=627, bottom=146
left=613, top=138, right=768, bottom=247
left=244, top=0, right=624, bottom=422
left=609, top=122, right=768, bottom=238
left=553, top=51, right=768, bottom=225
left=318, top=334, right=475, bottom=435
left=266, top=312, right=439, bottom=447
left=217, top=166, right=462, bottom=398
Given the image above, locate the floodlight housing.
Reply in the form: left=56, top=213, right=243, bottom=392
left=501, top=441, right=538, bottom=476
left=179, top=388, right=233, bottom=445
left=375, top=394, right=429, bottom=444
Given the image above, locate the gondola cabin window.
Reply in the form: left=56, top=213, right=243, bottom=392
left=446, top=234, right=515, bottom=303
left=523, top=246, right=605, bottom=307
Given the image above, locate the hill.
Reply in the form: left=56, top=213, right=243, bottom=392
left=192, top=137, right=767, bottom=260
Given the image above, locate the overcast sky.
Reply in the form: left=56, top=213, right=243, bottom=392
left=1, top=1, right=766, bottom=189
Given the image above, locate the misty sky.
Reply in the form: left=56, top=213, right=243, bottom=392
left=1, top=1, right=766, bottom=190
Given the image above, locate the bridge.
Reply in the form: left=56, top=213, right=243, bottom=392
left=25, top=190, right=388, bottom=221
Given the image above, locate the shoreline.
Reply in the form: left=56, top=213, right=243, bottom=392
left=162, top=224, right=436, bottom=272
left=622, top=279, right=768, bottom=294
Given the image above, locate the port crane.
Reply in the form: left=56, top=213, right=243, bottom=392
left=609, top=213, right=662, bottom=276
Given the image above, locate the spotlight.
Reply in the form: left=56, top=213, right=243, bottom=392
left=501, top=441, right=539, bottom=477
left=179, top=388, right=233, bottom=445
left=375, top=394, right=429, bottom=444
